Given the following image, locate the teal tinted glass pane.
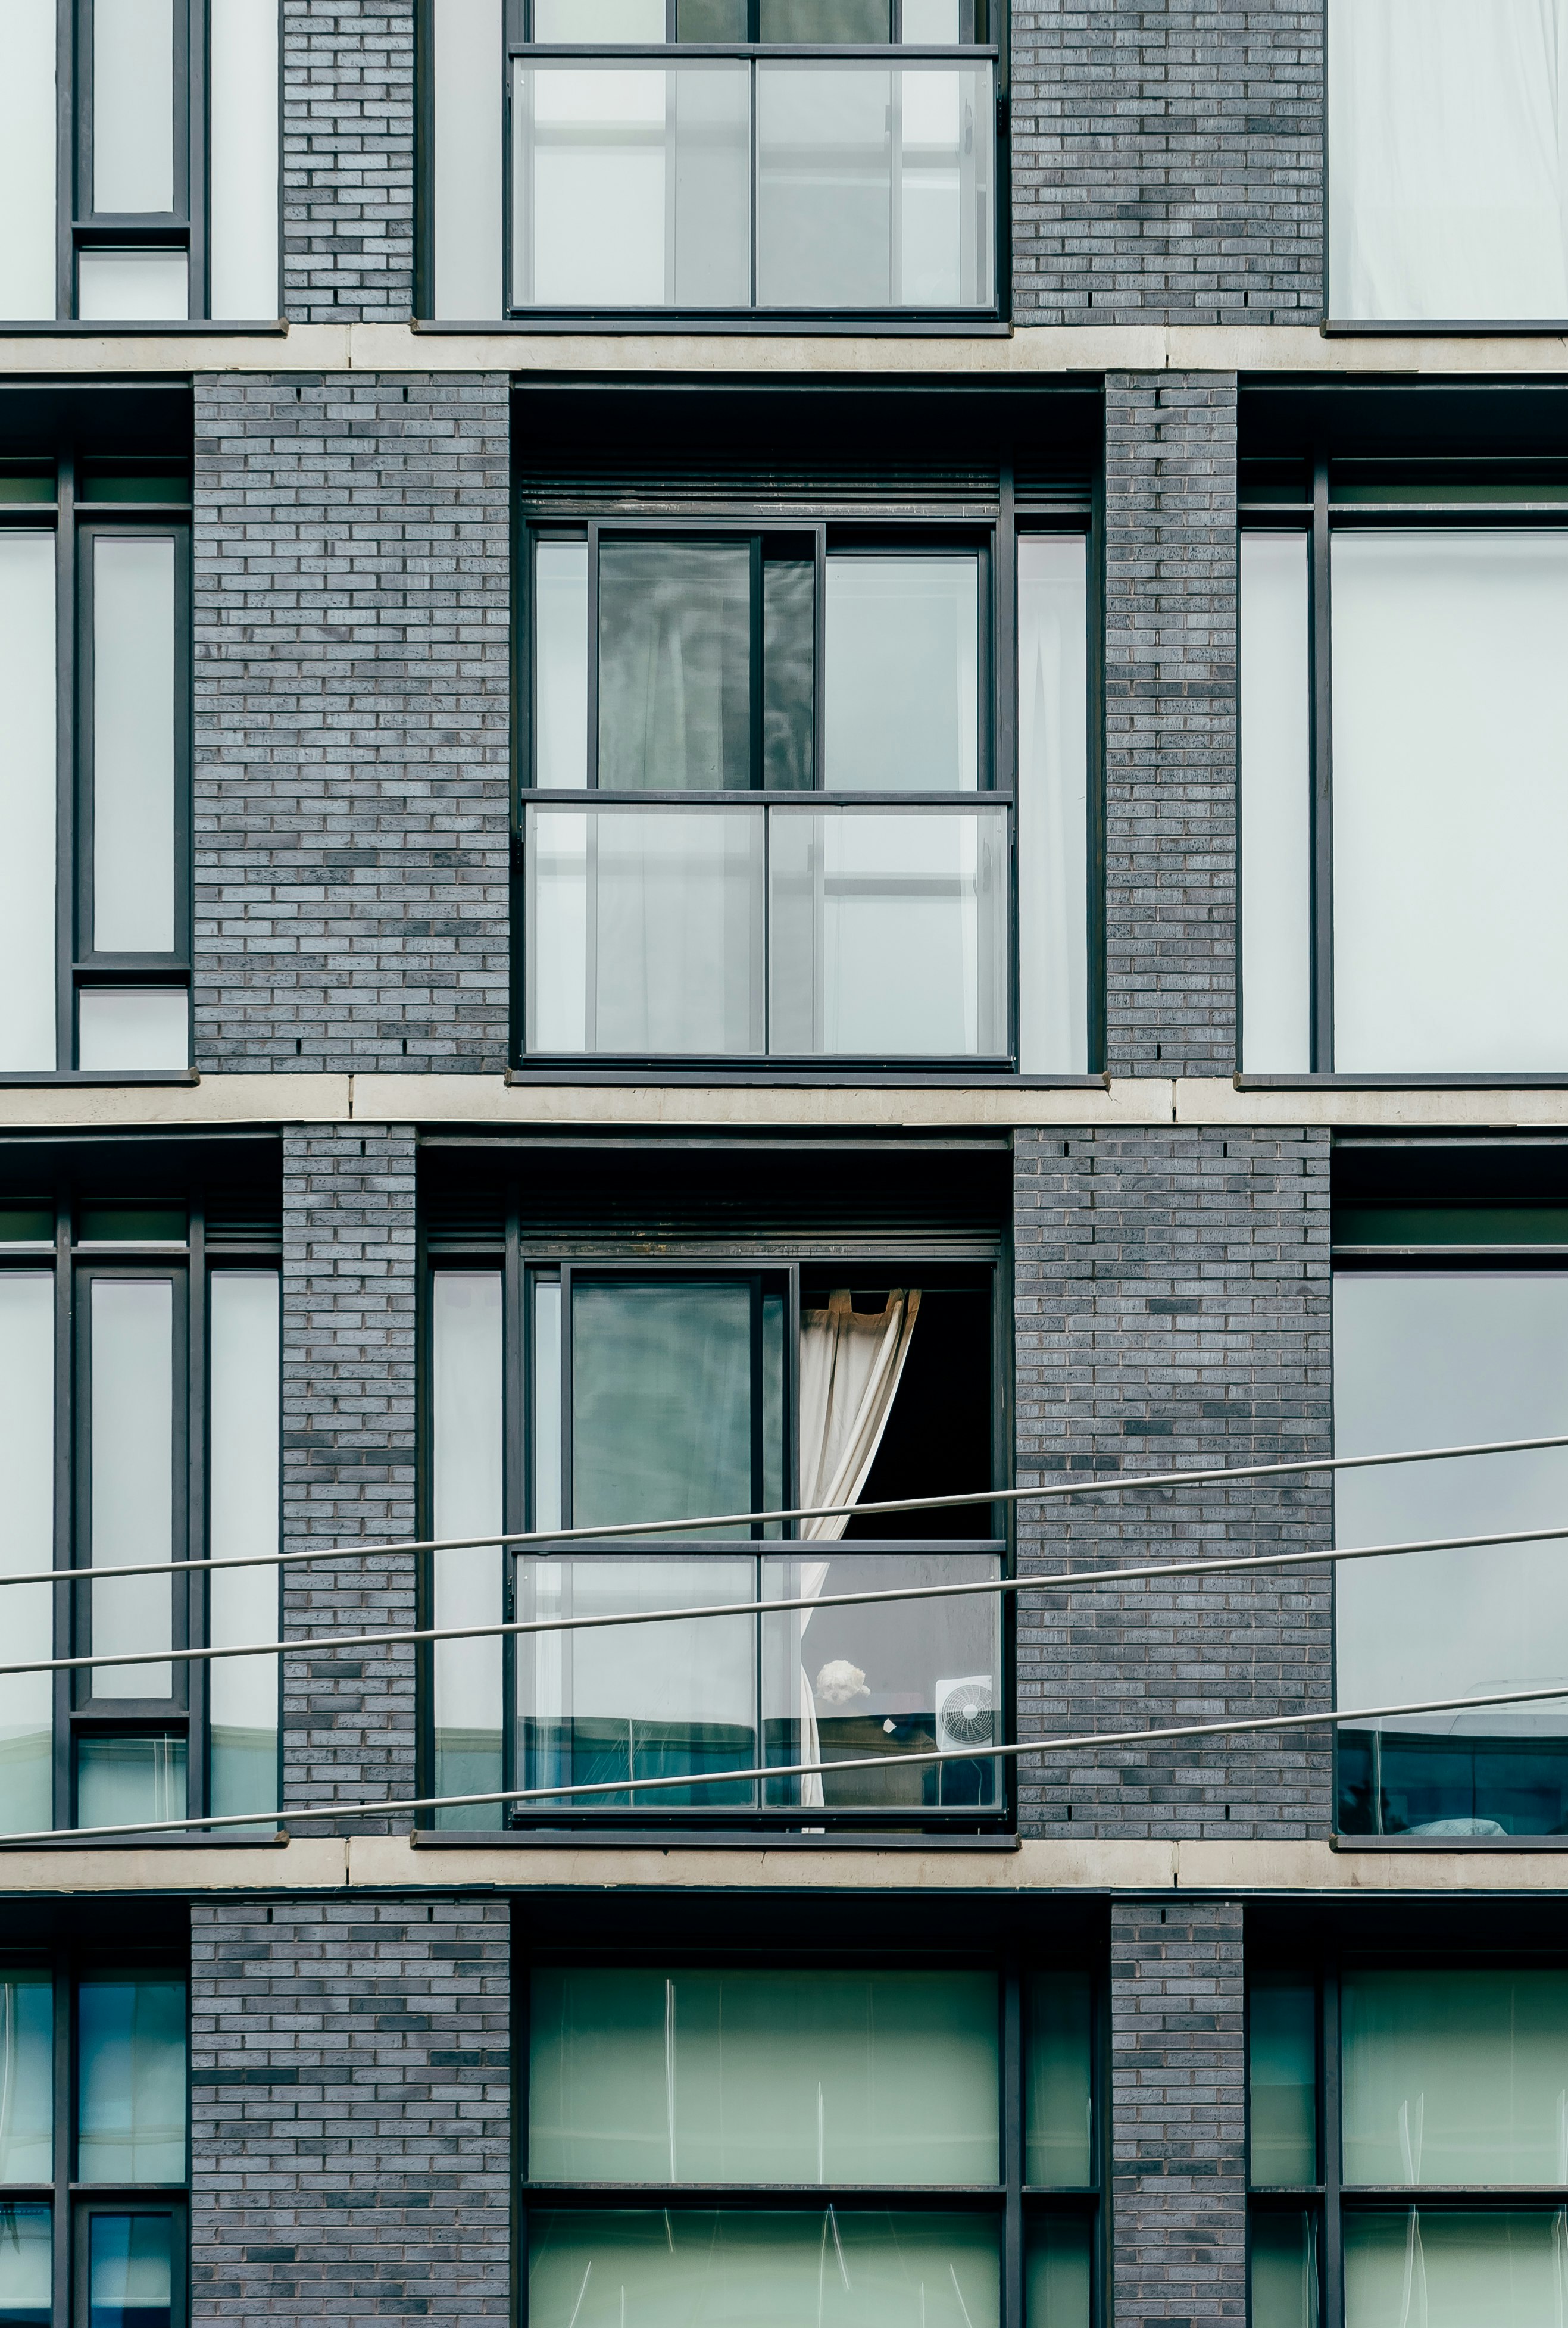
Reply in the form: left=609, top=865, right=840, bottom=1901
left=1251, top=2211, right=1319, bottom=2328
left=88, top=2214, right=173, bottom=2328
left=0, top=1208, right=52, bottom=1244
left=0, top=474, right=54, bottom=505
left=1345, top=2211, right=1568, bottom=2327
left=0, top=2203, right=51, bottom=2326
left=1025, top=2214, right=1091, bottom=2328
left=77, top=1207, right=186, bottom=1245
left=529, top=2211, right=999, bottom=2328
left=78, top=468, right=189, bottom=505
left=530, top=1967, right=1000, bottom=2183
left=599, top=540, right=752, bottom=792
left=571, top=1280, right=754, bottom=1530
left=1024, top=1973, right=1092, bottom=2186
left=76, top=1736, right=186, bottom=1835
left=1335, top=1205, right=1568, bottom=1248
left=1343, top=1970, right=1568, bottom=2185
left=1250, top=1979, right=1317, bottom=2185
left=77, top=1979, right=186, bottom=2184
left=0, top=1981, right=52, bottom=2183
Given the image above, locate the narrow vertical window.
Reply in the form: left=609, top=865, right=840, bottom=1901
left=0, top=1973, right=54, bottom=2181
left=432, top=0, right=504, bottom=319
left=76, top=1977, right=186, bottom=2185
left=206, top=1271, right=280, bottom=1823
left=0, top=533, right=58, bottom=1073
left=1016, top=534, right=1089, bottom=1075
left=824, top=555, right=979, bottom=791
left=1239, top=530, right=1311, bottom=1074
left=92, top=0, right=177, bottom=214
left=0, top=0, right=57, bottom=320
left=532, top=539, right=589, bottom=789
left=0, top=1277, right=55, bottom=1836
left=209, top=0, right=282, bottom=319
left=432, top=1271, right=505, bottom=1826
left=86, top=1279, right=177, bottom=1708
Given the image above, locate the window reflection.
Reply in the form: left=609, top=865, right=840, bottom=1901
left=0, top=2203, right=51, bottom=2328
left=77, top=1979, right=186, bottom=2186
left=86, top=2213, right=174, bottom=2328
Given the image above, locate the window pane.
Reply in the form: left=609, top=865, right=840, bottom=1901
left=89, top=1279, right=175, bottom=1701
left=534, top=539, right=589, bottom=788
left=77, top=990, right=189, bottom=1073
left=0, top=1980, right=53, bottom=2183
left=93, top=0, right=176, bottom=213
left=1344, top=2211, right=1568, bottom=2326
left=530, top=1967, right=999, bottom=2182
left=432, top=1272, right=505, bottom=1827
left=599, top=540, right=752, bottom=790
left=1332, top=532, right=1568, bottom=1073
left=1328, top=0, right=1568, bottom=323
left=903, top=0, right=962, bottom=35
left=763, top=1549, right=1002, bottom=1807
left=77, top=251, right=189, bottom=321
left=825, top=557, right=978, bottom=790
left=0, top=0, right=55, bottom=320
left=758, top=64, right=892, bottom=306
left=900, top=69, right=992, bottom=305
left=0, top=2202, right=51, bottom=2326
left=515, top=63, right=750, bottom=307
left=432, top=0, right=502, bottom=318
left=677, top=0, right=749, bottom=32
left=529, top=2213, right=999, bottom=2328
left=1335, top=1273, right=1568, bottom=1836
left=92, top=537, right=178, bottom=955
left=1025, top=1972, right=1092, bottom=2187
left=210, top=0, right=282, bottom=319
left=1017, top=535, right=1088, bottom=1074
left=571, top=1280, right=755, bottom=1528
left=533, top=0, right=666, bottom=33
left=1239, top=530, right=1311, bottom=1074
left=1344, top=1970, right=1568, bottom=2185
left=1251, top=2211, right=1318, bottom=2328
left=1026, top=2215, right=1092, bottom=2328
left=533, top=1277, right=563, bottom=1534
left=77, top=1978, right=186, bottom=2183
left=1249, top=1979, right=1317, bottom=2185
left=517, top=1556, right=757, bottom=1810
left=0, top=1278, right=55, bottom=1834
left=763, top=555, right=815, bottom=790
left=87, top=2214, right=174, bottom=2328
left=769, top=808, right=1007, bottom=1057
left=208, top=1273, right=280, bottom=1825
left=526, top=807, right=765, bottom=1055
left=76, top=1735, right=187, bottom=1833
left=760, top=2, right=893, bottom=38
left=0, top=534, right=57, bottom=1072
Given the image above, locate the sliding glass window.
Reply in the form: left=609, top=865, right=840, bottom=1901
left=0, top=1188, right=280, bottom=1839
left=424, top=0, right=999, bottom=320
left=0, top=0, right=279, bottom=324
left=0, top=449, right=192, bottom=1077
left=1239, top=455, right=1568, bottom=1074
left=521, top=1954, right=1100, bottom=2328
left=517, top=518, right=1091, bottom=1071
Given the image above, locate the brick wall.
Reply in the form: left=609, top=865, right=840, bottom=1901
left=283, top=0, right=414, bottom=321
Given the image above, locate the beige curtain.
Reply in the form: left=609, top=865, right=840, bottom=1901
left=794, top=1290, right=920, bottom=1808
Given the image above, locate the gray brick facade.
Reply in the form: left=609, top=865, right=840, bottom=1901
left=283, top=0, right=415, bottom=321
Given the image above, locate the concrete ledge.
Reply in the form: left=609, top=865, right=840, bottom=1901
left=1179, top=1079, right=1568, bottom=1128
left=0, top=1074, right=351, bottom=1130
left=352, top=1073, right=1176, bottom=1129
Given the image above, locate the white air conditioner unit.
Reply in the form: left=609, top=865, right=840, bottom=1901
left=935, top=1673, right=996, bottom=1755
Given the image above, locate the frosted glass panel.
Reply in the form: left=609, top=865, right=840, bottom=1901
left=0, top=1977, right=53, bottom=2182
left=516, top=63, right=750, bottom=307
left=93, top=536, right=177, bottom=954
left=1240, top=531, right=1311, bottom=1073
left=76, top=1733, right=186, bottom=1832
left=0, top=535, right=56, bottom=1076
left=433, top=0, right=502, bottom=318
left=1026, top=2216, right=1092, bottom=2328
left=1344, top=1970, right=1568, bottom=2185
left=903, top=0, right=962, bottom=33
left=77, top=251, right=189, bottom=320
left=1025, top=1972, right=1092, bottom=2186
left=530, top=1967, right=999, bottom=2182
left=826, top=557, right=979, bottom=790
left=89, top=2214, right=174, bottom=2328
left=89, top=1279, right=174, bottom=1699
left=210, top=0, right=281, bottom=318
left=93, top=0, right=176, bottom=213
left=1329, top=0, right=1568, bottom=322
left=208, top=1273, right=280, bottom=1823
left=534, top=1277, right=563, bottom=1535
left=533, top=0, right=665, bottom=32
left=77, top=1977, right=186, bottom=2183
left=1017, top=535, right=1088, bottom=1073
left=0, top=0, right=57, bottom=320
left=432, top=1272, right=504, bottom=1827
left=533, top=540, right=588, bottom=787
left=769, top=809, right=1007, bottom=1057
left=1251, top=2213, right=1317, bottom=2328
left=0, top=2201, right=51, bottom=2323
left=0, top=1278, right=55, bottom=1835
left=1250, top=1978, right=1317, bottom=2185
left=1332, top=533, right=1568, bottom=1072
left=1345, top=2211, right=1568, bottom=2327
left=1335, top=1273, right=1568, bottom=1836
left=77, top=990, right=189, bottom=1072
left=529, top=2213, right=999, bottom=2328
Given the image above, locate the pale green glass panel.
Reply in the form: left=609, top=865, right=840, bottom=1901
left=0, top=1277, right=55, bottom=1834
left=824, top=558, right=978, bottom=790
left=571, top=1280, right=752, bottom=1530
left=77, top=1977, right=186, bottom=2184
left=1251, top=2211, right=1319, bottom=2328
left=0, top=1979, right=53, bottom=2183
left=76, top=1735, right=186, bottom=1834
left=535, top=540, right=588, bottom=788
left=1343, top=1970, right=1568, bottom=2185
left=92, top=536, right=177, bottom=953
left=77, top=251, right=188, bottom=320
left=89, top=1279, right=174, bottom=1700
left=0, top=1, right=56, bottom=321
left=530, top=1966, right=999, bottom=2184
left=1025, top=2214, right=1091, bottom=2328
left=210, top=0, right=282, bottom=318
left=93, top=0, right=174, bottom=212
left=77, top=990, right=189, bottom=1073
left=432, top=0, right=502, bottom=318
left=529, top=2211, right=1000, bottom=2328
left=1250, top=1980, right=1317, bottom=2185
left=534, top=0, right=666, bottom=34
left=0, top=2202, right=51, bottom=2323
left=1024, top=1973, right=1092, bottom=2186
left=208, top=1273, right=280, bottom=1825
left=1345, top=2210, right=1568, bottom=2328
left=432, top=1271, right=505, bottom=1828
left=0, top=535, right=57, bottom=1071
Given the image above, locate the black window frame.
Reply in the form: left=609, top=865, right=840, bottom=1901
left=0, top=1945, right=189, bottom=2328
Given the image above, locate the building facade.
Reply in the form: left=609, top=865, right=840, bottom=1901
left=1, top=1, right=1566, bottom=2321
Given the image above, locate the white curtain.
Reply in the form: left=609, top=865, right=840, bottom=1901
left=1329, top=0, right=1568, bottom=321
left=794, top=1290, right=920, bottom=1807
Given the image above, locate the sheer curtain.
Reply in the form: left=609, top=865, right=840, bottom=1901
left=794, top=1290, right=920, bottom=1805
